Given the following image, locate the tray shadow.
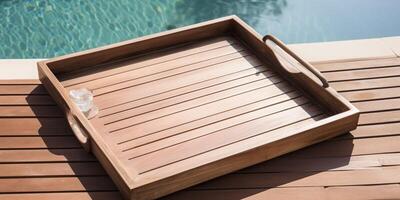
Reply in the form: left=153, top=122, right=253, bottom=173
left=26, top=86, right=123, bottom=200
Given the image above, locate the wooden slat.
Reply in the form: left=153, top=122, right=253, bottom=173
left=341, top=87, right=400, bottom=102
left=13, top=177, right=395, bottom=200
left=323, top=185, right=400, bottom=200
left=349, top=123, right=400, bottom=138
left=353, top=98, right=400, bottom=112
left=0, top=80, right=41, bottom=85
left=101, top=70, right=276, bottom=125
left=0, top=149, right=95, bottom=163
left=133, top=104, right=322, bottom=173
left=142, top=115, right=327, bottom=184
left=0, top=95, right=55, bottom=106
left=69, top=44, right=246, bottom=91
left=118, top=95, right=307, bottom=156
left=0, top=192, right=122, bottom=200
left=0, top=163, right=106, bottom=177
left=0, top=177, right=116, bottom=193
left=288, top=135, right=400, bottom=158
left=167, top=185, right=400, bottom=200
left=0, top=118, right=70, bottom=136
left=0, top=137, right=80, bottom=149
left=0, top=106, right=63, bottom=117
left=315, top=57, right=400, bottom=72
left=193, top=166, right=400, bottom=189
left=123, top=96, right=309, bottom=157
left=166, top=187, right=327, bottom=200
left=94, top=56, right=263, bottom=108
left=100, top=69, right=274, bottom=124
left=331, top=76, right=400, bottom=92
left=0, top=85, right=47, bottom=95
left=359, top=110, right=400, bottom=125
left=108, top=78, right=288, bottom=134
left=100, top=65, right=268, bottom=117
left=91, top=51, right=250, bottom=96
left=61, top=36, right=236, bottom=86
left=238, top=153, right=399, bottom=173
left=118, top=91, right=302, bottom=151
left=324, top=66, right=400, bottom=82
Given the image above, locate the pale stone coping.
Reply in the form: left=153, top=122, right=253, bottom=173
left=0, top=36, right=399, bottom=80
left=380, top=36, right=400, bottom=57
left=288, top=36, right=400, bottom=63
left=0, top=59, right=45, bottom=80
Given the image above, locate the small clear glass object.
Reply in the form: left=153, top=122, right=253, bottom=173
left=69, top=88, right=98, bottom=119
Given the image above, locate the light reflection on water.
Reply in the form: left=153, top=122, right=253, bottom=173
left=0, top=0, right=399, bottom=58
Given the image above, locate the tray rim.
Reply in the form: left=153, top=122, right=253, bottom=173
left=37, top=15, right=359, bottom=199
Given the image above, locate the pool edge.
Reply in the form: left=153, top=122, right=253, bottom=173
left=1, top=36, right=399, bottom=80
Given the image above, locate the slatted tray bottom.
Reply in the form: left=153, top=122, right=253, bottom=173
left=59, top=36, right=327, bottom=176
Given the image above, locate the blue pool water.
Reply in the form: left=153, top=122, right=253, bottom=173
left=1, top=0, right=400, bottom=58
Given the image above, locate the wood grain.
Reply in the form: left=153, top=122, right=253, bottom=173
left=0, top=106, right=63, bottom=117
left=0, top=95, right=55, bottom=106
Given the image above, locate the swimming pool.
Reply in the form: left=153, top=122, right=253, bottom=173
left=1, top=0, right=400, bottom=58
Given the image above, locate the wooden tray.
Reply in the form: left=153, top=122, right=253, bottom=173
left=38, top=16, right=359, bottom=200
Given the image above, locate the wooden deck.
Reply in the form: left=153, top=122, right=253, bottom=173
left=1, top=57, right=400, bottom=199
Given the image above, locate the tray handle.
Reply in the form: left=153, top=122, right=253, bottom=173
left=262, top=35, right=329, bottom=88
left=65, top=109, right=91, bottom=152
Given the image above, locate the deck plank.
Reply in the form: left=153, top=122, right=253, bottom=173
left=352, top=98, right=400, bottom=112
left=0, top=192, right=122, bottom=200
left=341, top=86, right=400, bottom=102
left=0, top=118, right=71, bottom=136
left=348, top=123, right=400, bottom=138
left=166, top=185, right=400, bottom=200
left=0, top=95, right=55, bottom=106
left=68, top=45, right=247, bottom=91
left=324, top=66, right=400, bottom=82
left=0, top=85, right=47, bottom=95
left=0, top=106, right=63, bottom=117
left=0, top=177, right=117, bottom=193
left=359, top=110, right=400, bottom=125
left=331, top=76, right=400, bottom=92
left=193, top=166, right=400, bottom=189
left=315, top=57, right=400, bottom=72
left=238, top=153, right=400, bottom=173
left=0, top=136, right=80, bottom=149
left=0, top=149, right=96, bottom=163
left=60, top=37, right=236, bottom=86
left=0, top=163, right=106, bottom=177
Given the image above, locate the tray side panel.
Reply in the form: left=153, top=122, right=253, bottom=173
left=230, top=16, right=354, bottom=114
left=91, top=140, right=131, bottom=199
left=46, top=17, right=234, bottom=75
left=37, top=63, right=134, bottom=199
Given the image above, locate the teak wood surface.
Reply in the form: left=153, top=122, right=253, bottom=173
left=36, top=16, right=358, bottom=199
